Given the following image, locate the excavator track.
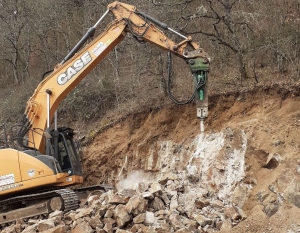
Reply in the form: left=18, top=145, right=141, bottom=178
left=0, top=189, right=79, bottom=225
left=0, top=185, right=113, bottom=225
left=54, top=189, right=79, bottom=212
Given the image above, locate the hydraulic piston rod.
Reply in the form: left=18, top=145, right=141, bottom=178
left=60, top=10, right=110, bottom=65
left=136, top=10, right=187, bottom=39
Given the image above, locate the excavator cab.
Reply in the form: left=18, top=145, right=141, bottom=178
left=52, top=127, right=82, bottom=176
left=1, top=124, right=83, bottom=178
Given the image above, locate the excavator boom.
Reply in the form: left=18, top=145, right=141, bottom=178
left=22, top=1, right=209, bottom=153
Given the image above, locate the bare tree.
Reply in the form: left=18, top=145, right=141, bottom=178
left=0, top=0, right=31, bottom=85
left=175, top=0, right=259, bottom=81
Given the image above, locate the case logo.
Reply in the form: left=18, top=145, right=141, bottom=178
left=57, top=52, right=92, bottom=85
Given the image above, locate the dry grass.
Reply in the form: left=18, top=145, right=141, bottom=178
left=0, top=61, right=298, bottom=142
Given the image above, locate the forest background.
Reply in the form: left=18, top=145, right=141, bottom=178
left=0, top=0, right=299, bottom=129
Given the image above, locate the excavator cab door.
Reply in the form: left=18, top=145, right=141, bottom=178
left=55, top=128, right=82, bottom=176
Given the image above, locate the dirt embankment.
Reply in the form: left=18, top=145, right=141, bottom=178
left=83, top=84, right=300, bottom=184
left=81, top=84, right=300, bottom=232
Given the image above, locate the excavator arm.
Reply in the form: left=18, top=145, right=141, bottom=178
left=21, top=1, right=210, bottom=154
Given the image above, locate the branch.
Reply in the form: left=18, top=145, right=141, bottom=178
left=0, top=58, right=16, bottom=67
left=151, top=0, right=194, bottom=7
left=181, top=28, right=238, bottom=53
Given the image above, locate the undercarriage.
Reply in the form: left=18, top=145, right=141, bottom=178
left=0, top=185, right=112, bottom=225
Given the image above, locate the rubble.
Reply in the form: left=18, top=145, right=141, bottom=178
left=1, top=176, right=250, bottom=233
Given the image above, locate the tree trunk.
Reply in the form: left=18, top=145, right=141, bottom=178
left=237, top=52, right=247, bottom=84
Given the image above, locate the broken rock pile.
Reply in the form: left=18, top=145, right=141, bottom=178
left=2, top=175, right=247, bottom=233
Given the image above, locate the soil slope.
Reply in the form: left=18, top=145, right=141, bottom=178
left=81, top=84, right=300, bottom=232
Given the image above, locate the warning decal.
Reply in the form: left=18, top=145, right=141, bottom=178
left=0, top=173, right=15, bottom=186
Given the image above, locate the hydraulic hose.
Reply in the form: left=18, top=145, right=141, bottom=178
left=166, top=51, right=204, bottom=105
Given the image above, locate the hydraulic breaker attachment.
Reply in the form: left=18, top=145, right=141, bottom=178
left=188, top=57, right=209, bottom=132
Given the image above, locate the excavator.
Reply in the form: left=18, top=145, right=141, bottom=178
left=0, top=1, right=210, bottom=224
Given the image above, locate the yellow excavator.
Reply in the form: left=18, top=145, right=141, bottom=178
left=0, top=1, right=210, bottom=224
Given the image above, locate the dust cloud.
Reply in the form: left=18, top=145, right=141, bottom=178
left=116, top=170, right=151, bottom=191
